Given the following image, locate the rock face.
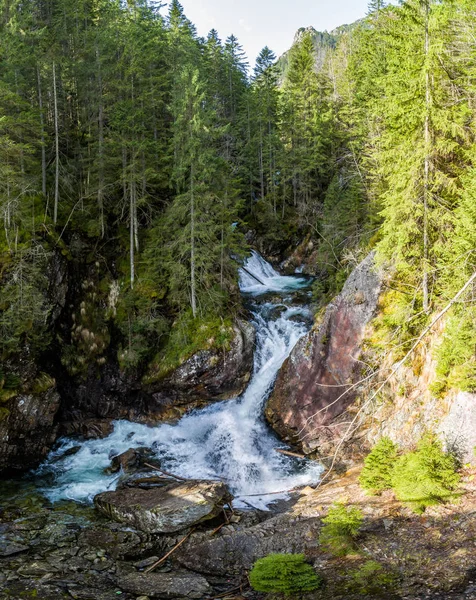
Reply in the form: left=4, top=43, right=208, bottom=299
left=59, top=319, right=255, bottom=435
left=266, top=253, right=382, bottom=455
left=440, top=392, right=476, bottom=464
left=118, top=571, right=211, bottom=599
left=94, top=481, right=232, bottom=534
left=0, top=385, right=61, bottom=473
left=177, top=513, right=321, bottom=576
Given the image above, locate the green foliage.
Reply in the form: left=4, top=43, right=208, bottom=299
left=62, top=274, right=111, bottom=377
left=0, top=366, right=21, bottom=402
left=432, top=314, right=476, bottom=397
left=0, top=248, right=52, bottom=359
left=347, top=560, right=397, bottom=595
left=145, top=312, right=234, bottom=383
left=115, top=282, right=169, bottom=371
left=392, top=434, right=460, bottom=513
left=319, top=502, right=363, bottom=556
left=249, top=553, right=322, bottom=597
left=360, top=437, right=399, bottom=495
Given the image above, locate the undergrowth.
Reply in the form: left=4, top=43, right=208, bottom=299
left=319, top=502, right=363, bottom=556
left=249, top=553, right=322, bottom=596
left=391, top=434, right=461, bottom=513
left=359, top=437, right=398, bottom=495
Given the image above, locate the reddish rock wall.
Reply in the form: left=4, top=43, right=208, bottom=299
left=266, top=253, right=382, bottom=456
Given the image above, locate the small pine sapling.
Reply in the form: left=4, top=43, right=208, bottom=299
left=360, top=437, right=399, bottom=494
left=392, top=433, right=460, bottom=513
left=249, top=553, right=322, bottom=596
left=319, top=502, right=363, bottom=556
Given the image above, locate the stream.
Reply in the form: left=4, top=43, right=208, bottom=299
left=5, top=252, right=323, bottom=511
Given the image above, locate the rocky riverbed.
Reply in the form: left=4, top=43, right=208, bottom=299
left=1, top=462, right=476, bottom=600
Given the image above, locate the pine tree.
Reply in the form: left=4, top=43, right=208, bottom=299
left=375, top=0, right=468, bottom=316
left=360, top=437, right=399, bottom=494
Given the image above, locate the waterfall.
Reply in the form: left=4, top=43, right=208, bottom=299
left=36, top=252, right=323, bottom=510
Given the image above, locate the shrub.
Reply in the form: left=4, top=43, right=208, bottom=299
left=249, top=553, right=322, bottom=596
left=319, top=502, right=363, bottom=556
left=360, top=437, right=399, bottom=495
left=347, top=560, right=397, bottom=594
left=392, top=433, right=460, bottom=513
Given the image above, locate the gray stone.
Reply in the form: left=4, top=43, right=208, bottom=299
left=118, top=571, right=211, bottom=599
left=78, top=523, right=159, bottom=559
left=0, top=541, right=30, bottom=557
left=94, top=481, right=232, bottom=534
left=439, top=392, right=476, bottom=464
left=176, top=512, right=320, bottom=575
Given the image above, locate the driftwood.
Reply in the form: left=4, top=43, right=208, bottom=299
left=143, top=462, right=189, bottom=481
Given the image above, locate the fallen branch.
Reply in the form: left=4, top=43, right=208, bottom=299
left=144, top=529, right=195, bottom=573
left=143, top=463, right=189, bottom=481
left=275, top=448, right=305, bottom=459
left=241, top=266, right=265, bottom=285
left=213, top=585, right=244, bottom=599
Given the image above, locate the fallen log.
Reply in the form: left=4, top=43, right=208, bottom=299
left=241, top=266, right=266, bottom=286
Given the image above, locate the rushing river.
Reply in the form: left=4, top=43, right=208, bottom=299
left=34, top=252, right=323, bottom=510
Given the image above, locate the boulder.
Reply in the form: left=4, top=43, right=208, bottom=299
left=176, top=512, right=320, bottom=575
left=59, top=319, right=255, bottom=434
left=439, top=392, right=476, bottom=464
left=266, top=253, right=382, bottom=455
left=118, top=571, right=211, bottom=599
left=94, top=480, right=232, bottom=534
left=105, top=447, right=156, bottom=474
left=78, top=522, right=160, bottom=559
left=152, top=318, right=255, bottom=401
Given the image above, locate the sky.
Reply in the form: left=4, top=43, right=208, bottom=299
left=163, top=0, right=380, bottom=68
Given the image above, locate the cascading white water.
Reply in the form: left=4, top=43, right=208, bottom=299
left=37, top=252, right=323, bottom=510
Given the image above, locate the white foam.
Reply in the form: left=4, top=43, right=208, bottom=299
left=239, top=251, right=309, bottom=295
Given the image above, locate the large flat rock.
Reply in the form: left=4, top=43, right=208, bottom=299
left=118, top=571, right=211, bottom=599
left=94, top=480, right=232, bottom=534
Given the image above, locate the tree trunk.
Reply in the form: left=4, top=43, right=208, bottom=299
left=130, top=179, right=136, bottom=289
left=53, top=61, right=60, bottom=224
left=190, top=163, right=197, bottom=318
left=96, top=46, right=105, bottom=238
left=423, top=0, right=430, bottom=313
left=37, top=66, right=47, bottom=198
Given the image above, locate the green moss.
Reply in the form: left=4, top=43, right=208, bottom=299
left=30, top=372, right=55, bottom=394
left=144, top=312, right=234, bottom=383
left=249, top=553, right=323, bottom=597
left=319, top=502, right=363, bottom=556
left=0, top=367, right=20, bottom=402
left=360, top=437, right=399, bottom=495
left=392, top=433, right=461, bottom=513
